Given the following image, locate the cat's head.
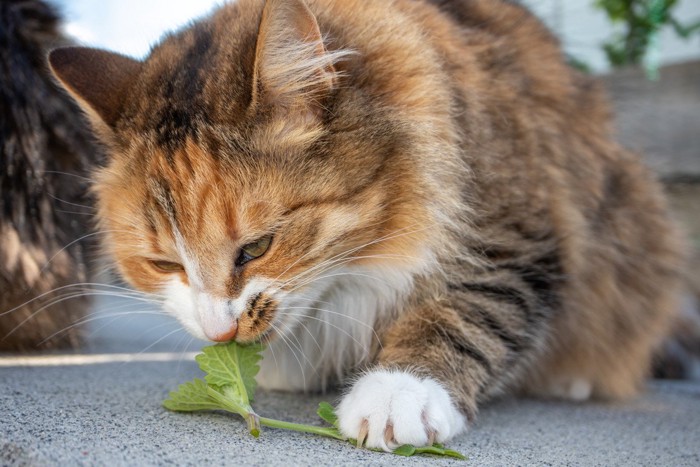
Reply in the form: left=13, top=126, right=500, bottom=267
left=48, top=0, right=437, bottom=343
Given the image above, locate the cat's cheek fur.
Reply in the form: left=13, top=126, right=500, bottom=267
left=336, top=369, right=466, bottom=451
left=162, top=277, right=204, bottom=341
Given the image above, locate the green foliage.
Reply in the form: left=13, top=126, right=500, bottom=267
left=163, top=378, right=224, bottom=412
left=163, top=342, right=467, bottom=460
left=566, top=54, right=593, bottom=73
left=164, top=344, right=263, bottom=437
left=316, top=401, right=338, bottom=426
left=392, top=443, right=467, bottom=459
left=195, top=342, right=263, bottom=405
left=594, top=0, right=700, bottom=71
left=595, top=0, right=671, bottom=67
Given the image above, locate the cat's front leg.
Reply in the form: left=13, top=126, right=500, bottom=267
left=335, top=297, right=525, bottom=450
left=336, top=368, right=466, bottom=450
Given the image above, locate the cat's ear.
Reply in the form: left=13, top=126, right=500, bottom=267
left=252, top=0, right=346, bottom=113
left=49, top=47, right=142, bottom=133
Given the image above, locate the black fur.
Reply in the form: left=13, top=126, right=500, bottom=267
left=0, top=0, right=102, bottom=351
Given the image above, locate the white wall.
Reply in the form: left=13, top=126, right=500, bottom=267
left=54, top=0, right=700, bottom=72
left=522, top=0, right=700, bottom=72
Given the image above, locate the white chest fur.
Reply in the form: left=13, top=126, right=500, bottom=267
left=256, top=263, right=419, bottom=392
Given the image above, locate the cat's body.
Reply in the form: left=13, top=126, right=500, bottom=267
left=0, top=0, right=100, bottom=351
left=49, top=0, right=683, bottom=449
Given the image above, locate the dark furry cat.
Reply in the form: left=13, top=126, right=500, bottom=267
left=0, top=0, right=102, bottom=351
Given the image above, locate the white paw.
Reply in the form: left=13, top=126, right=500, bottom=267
left=336, top=369, right=466, bottom=451
left=546, top=377, right=592, bottom=401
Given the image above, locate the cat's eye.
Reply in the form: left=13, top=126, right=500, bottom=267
left=150, top=260, right=184, bottom=273
left=236, top=235, right=273, bottom=267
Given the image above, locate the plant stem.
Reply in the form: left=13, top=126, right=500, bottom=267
left=258, top=416, right=346, bottom=440
left=247, top=413, right=261, bottom=438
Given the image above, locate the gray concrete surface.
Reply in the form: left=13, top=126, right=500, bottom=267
left=2, top=359, right=699, bottom=466
left=2, top=296, right=700, bottom=466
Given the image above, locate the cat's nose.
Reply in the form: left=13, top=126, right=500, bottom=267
left=209, top=322, right=238, bottom=342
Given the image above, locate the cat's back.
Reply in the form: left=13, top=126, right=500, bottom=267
left=146, top=0, right=578, bottom=134
left=314, top=0, right=610, bottom=164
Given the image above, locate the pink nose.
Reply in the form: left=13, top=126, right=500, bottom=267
left=209, top=322, right=238, bottom=342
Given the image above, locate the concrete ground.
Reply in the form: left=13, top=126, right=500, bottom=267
left=2, top=296, right=700, bottom=466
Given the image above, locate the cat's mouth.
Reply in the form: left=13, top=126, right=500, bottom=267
left=232, top=294, right=279, bottom=344
left=184, top=286, right=282, bottom=344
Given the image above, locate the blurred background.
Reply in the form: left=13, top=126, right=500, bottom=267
left=50, top=0, right=700, bottom=179
left=53, top=0, right=700, bottom=72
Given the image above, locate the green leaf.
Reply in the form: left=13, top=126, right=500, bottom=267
left=392, top=445, right=416, bottom=456
left=443, top=449, right=468, bottom=460
left=393, top=443, right=468, bottom=460
left=316, top=402, right=338, bottom=427
left=414, top=444, right=468, bottom=460
left=164, top=342, right=468, bottom=460
left=196, top=342, right=263, bottom=404
left=163, top=378, right=221, bottom=412
left=206, top=384, right=252, bottom=418
left=246, top=412, right=261, bottom=438
left=413, top=445, right=444, bottom=456
left=670, top=16, right=700, bottom=38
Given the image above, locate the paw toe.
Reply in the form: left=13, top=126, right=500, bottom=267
left=336, top=369, right=467, bottom=451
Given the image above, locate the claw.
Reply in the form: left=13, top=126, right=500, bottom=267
left=427, top=428, right=437, bottom=446
left=384, top=424, right=395, bottom=446
left=422, top=410, right=437, bottom=446
left=356, top=419, right=369, bottom=448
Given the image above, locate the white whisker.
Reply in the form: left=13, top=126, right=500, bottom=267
left=0, top=282, right=163, bottom=318
left=36, top=230, right=131, bottom=279
left=283, top=305, right=378, bottom=335
left=277, top=223, right=433, bottom=290
left=135, top=327, right=187, bottom=355
left=269, top=319, right=309, bottom=389
left=280, top=311, right=371, bottom=356
left=36, top=310, right=168, bottom=346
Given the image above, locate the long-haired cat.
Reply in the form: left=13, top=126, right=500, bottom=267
left=48, top=0, right=683, bottom=450
left=0, top=0, right=101, bottom=351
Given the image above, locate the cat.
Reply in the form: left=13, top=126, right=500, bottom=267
left=0, top=0, right=101, bottom=351
left=48, top=0, right=684, bottom=450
